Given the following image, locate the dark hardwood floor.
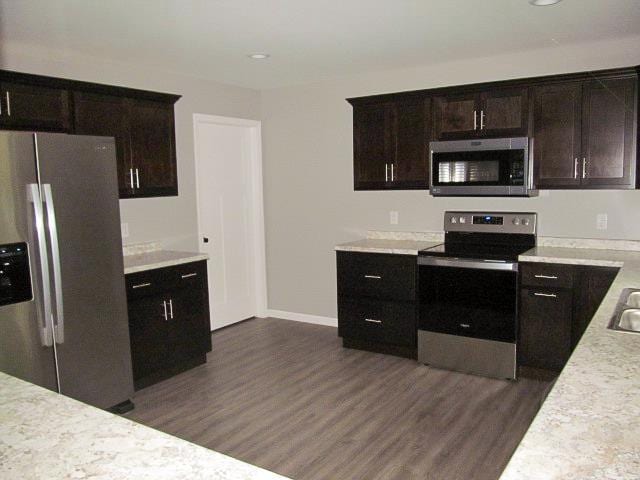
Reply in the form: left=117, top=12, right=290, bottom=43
left=126, top=318, right=552, bottom=480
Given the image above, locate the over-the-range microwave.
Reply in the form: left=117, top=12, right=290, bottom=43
left=429, top=137, right=537, bottom=197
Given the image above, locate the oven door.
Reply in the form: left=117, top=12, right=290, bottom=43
left=417, top=257, right=518, bottom=343
left=429, top=137, right=532, bottom=196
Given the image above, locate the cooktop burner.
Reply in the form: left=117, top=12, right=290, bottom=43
left=419, top=211, right=537, bottom=262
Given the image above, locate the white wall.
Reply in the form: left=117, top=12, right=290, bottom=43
left=261, top=35, right=640, bottom=319
left=0, top=41, right=261, bottom=251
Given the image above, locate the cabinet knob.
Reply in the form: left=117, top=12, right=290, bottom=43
left=203, top=237, right=209, bottom=243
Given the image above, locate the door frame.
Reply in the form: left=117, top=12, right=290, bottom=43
left=192, top=113, right=268, bottom=322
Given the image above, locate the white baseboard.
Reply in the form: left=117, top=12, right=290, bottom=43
left=266, top=309, right=338, bottom=328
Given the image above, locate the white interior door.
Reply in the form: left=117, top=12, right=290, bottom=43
left=194, top=115, right=266, bottom=330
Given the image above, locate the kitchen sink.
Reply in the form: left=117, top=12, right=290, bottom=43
left=617, top=309, right=640, bottom=332
left=609, top=289, right=640, bottom=334
left=626, top=291, right=640, bottom=308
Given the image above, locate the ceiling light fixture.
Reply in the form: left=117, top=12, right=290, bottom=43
left=248, top=53, right=270, bottom=60
left=529, top=0, right=562, bottom=5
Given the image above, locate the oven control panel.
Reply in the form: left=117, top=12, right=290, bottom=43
left=444, top=211, right=536, bottom=235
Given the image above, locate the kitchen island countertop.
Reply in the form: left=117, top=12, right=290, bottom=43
left=0, top=372, right=289, bottom=480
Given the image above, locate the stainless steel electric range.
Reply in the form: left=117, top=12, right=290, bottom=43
left=417, top=211, right=537, bottom=380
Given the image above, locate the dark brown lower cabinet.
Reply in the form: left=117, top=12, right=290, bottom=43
left=519, top=287, right=573, bottom=372
left=336, top=251, right=417, bottom=358
left=572, top=266, right=619, bottom=348
left=126, top=261, right=211, bottom=389
left=518, top=263, right=618, bottom=375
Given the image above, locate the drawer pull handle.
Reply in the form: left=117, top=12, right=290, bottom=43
left=460, top=323, right=470, bottom=328
left=364, top=275, right=381, bottom=279
left=132, top=282, right=151, bottom=289
left=534, top=292, right=557, bottom=298
left=364, top=318, right=382, bottom=324
left=181, top=273, right=197, bottom=279
left=534, top=274, right=558, bottom=280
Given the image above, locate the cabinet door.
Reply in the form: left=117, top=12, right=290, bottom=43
left=0, top=82, right=70, bottom=131
left=572, top=266, right=618, bottom=348
left=128, top=294, right=169, bottom=382
left=532, top=82, right=583, bottom=188
left=433, top=93, right=479, bottom=140
left=167, top=286, right=211, bottom=363
left=393, top=99, right=430, bottom=189
left=479, top=87, right=528, bottom=137
left=353, top=103, right=395, bottom=190
left=519, top=288, right=573, bottom=372
left=73, top=92, right=133, bottom=197
left=581, top=77, right=637, bottom=187
left=129, top=99, right=178, bottom=197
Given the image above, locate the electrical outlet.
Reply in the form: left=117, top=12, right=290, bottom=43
left=121, top=223, right=129, bottom=238
left=390, top=211, right=399, bottom=225
left=596, top=214, right=608, bottom=230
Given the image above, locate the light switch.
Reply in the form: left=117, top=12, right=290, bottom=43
left=390, top=211, right=399, bottom=225
left=121, top=223, right=129, bottom=238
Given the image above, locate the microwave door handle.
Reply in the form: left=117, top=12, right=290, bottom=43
left=28, top=184, right=54, bottom=347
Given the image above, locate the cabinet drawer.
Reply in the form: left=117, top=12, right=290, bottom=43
left=338, top=298, right=416, bottom=347
left=337, top=251, right=416, bottom=301
left=125, top=269, right=166, bottom=299
left=520, top=263, right=574, bottom=289
left=125, top=260, right=207, bottom=299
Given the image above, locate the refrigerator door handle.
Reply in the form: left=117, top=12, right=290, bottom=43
left=28, top=184, right=54, bottom=347
left=43, top=184, right=65, bottom=344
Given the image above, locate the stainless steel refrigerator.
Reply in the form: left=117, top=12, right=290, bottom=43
left=0, top=131, right=134, bottom=410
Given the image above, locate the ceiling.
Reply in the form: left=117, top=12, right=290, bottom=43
left=1, top=0, right=639, bottom=89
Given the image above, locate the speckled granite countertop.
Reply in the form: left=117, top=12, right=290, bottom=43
left=124, top=250, right=209, bottom=274
left=500, top=247, right=640, bottom=479
left=335, top=238, right=441, bottom=255
left=0, top=372, right=289, bottom=480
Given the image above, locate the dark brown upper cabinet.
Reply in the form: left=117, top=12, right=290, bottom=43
left=0, top=69, right=180, bottom=199
left=348, top=66, right=638, bottom=192
left=73, top=92, right=133, bottom=196
left=128, top=99, right=178, bottom=197
left=581, top=77, right=637, bottom=187
left=532, top=75, right=637, bottom=189
left=74, top=92, right=178, bottom=198
left=532, top=82, right=583, bottom=188
left=433, top=87, right=528, bottom=140
left=350, top=97, right=430, bottom=190
left=0, top=81, right=70, bottom=132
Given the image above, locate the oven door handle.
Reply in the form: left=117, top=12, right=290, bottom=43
left=417, top=256, right=518, bottom=272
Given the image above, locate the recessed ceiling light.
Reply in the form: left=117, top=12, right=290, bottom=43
left=529, top=0, right=562, bottom=5
left=248, top=53, right=270, bottom=60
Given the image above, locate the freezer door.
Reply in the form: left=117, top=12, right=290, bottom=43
left=0, top=132, right=58, bottom=391
left=35, top=132, right=134, bottom=409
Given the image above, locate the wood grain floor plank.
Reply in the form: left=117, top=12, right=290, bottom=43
left=127, top=318, right=551, bottom=480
